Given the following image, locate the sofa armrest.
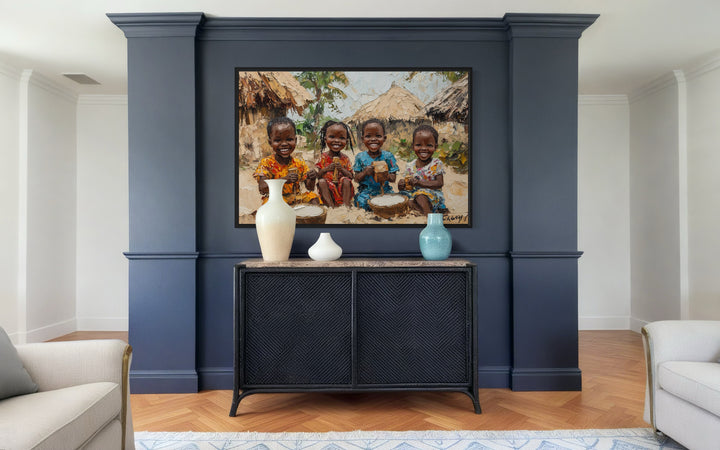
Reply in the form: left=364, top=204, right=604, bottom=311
left=16, top=339, right=130, bottom=391
left=16, top=339, right=135, bottom=449
left=641, top=320, right=720, bottom=430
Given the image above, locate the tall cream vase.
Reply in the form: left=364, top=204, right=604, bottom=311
left=255, top=179, right=296, bottom=261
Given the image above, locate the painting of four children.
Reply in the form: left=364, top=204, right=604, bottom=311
left=253, top=116, right=448, bottom=216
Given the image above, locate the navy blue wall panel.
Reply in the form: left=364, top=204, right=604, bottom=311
left=125, top=35, right=198, bottom=253
left=128, top=257, right=198, bottom=392
left=111, top=13, right=596, bottom=394
left=511, top=256, right=581, bottom=390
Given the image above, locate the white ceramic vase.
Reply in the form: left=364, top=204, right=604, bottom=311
left=255, top=179, right=296, bottom=261
left=308, top=232, right=342, bottom=261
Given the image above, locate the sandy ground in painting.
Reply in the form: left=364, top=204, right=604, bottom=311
left=238, top=155, right=468, bottom=226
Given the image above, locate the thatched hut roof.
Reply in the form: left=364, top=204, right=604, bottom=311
left=423, top=75, right=469, bottom=124
left=346, top=82, right=426, bottom=126
left=237, top=71, right=313, bottom=115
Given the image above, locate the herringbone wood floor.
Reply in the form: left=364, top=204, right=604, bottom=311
left=53, top=330, right=648, bottom=432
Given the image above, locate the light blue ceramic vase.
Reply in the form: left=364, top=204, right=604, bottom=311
left=419, top=213, right=452, bottom=260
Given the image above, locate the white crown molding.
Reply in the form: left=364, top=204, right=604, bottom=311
left=683, top=52, right=720, bottom=81
left=629, top=52, right=720, bottom=103
left=21, top=69, right=77, bottom=103
left=0, top=60, right=21, bottom=79
left=578, top=95, right=628, bottom=106
left=629, top=71, right=678, bottom=104
left=78, top=95, right=128, bottom=105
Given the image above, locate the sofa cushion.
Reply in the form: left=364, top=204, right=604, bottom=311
left=658, top=361, right=720, bottom=417
left=0, top=381, right=120, bottom=450
left=0, top=327, right=38, bottom=400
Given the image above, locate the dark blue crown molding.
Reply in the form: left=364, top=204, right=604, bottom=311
left=107, top=12, right=204, bottom=38
left=107, top=13, right=599, bottom=41
left=199, top=17, right=507, bottom=41
left=503, top=13, right=599, bottom=38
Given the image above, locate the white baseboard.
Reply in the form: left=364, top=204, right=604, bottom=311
left=579, top=316, right=631, bottom=330
left=25, top=318, right=76, bottom=343
left=76, top=317, right=128, bottom=331
left=630, top=317, right=649, bottom=333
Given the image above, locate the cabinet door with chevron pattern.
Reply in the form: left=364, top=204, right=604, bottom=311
left=242, top=271, right=352, bottom=386
left=356, top=270, right=469, bottom=385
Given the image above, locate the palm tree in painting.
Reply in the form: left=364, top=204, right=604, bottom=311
left=295, top=71, right=349, bottom=155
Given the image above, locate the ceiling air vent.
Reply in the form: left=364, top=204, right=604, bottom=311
left=62, top=73, right=100, bottom=85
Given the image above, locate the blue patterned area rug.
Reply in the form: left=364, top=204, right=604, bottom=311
left=134, top=428, right=686, bottom=449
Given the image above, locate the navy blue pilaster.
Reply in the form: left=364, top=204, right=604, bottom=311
left=110, top=13, right=204, bottom=393
left=506, top=14, right=596, bottom=390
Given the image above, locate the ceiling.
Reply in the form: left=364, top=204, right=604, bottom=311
left=1, top=0, right=718, bottom=96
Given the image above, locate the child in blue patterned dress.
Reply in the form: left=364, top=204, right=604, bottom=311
left=352, top=118, right=399, bottom=210
left=398, top=124, right=447, bottom=215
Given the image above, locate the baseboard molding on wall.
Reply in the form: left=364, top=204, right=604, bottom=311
left=578, top=316, right=630, bottom=330
left=477, top=365, right=511, bottom=388
left=130, top=370, right=198, bottom=394
left=511, top=368, right=582, bottom=391
left=630, top=317, right=649, bottom=333
left=198, top=367, right=233, bottom=390
left=76, top=317, right=128, bottom=331
left=27, top=318, right=76, bottom=343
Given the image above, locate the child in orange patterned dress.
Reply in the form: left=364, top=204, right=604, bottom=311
left=315, top=120, right=355, bottom=207
left=253, top=117, right=320, bottom=205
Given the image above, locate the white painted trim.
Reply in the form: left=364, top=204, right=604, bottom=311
left=674, top=69, right=689, bottom=320
left=76, top=317, right=128, bottom=331
left=630, top=317, right=650, bottom=334
left=25, top=318, right=76, bottom=343
left=16, top=70, right=31, bottom=345
left=77, top=95, right=128, bottom=105
left=578, top=95, right=628, bottom=106
left=24, top=70, right=77, bottom=103
left=629, top=72, right=678, bottom=104
left=684, top=52, right=720, bottom=81
left=0, top=60, right=21, bottom=80
left=579, top=316, right=631, bottom=330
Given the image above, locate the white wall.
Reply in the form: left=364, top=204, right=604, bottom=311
left=23, top=71, right=78, bottom=342
left=628, top=74, right=684, bottom=329
left=577, top=96, right=631, bottom=329
left=0, top=63, right=20, bottom=338
left=686, top=58, right=720, bottom=320
left=1, top=61, right=129, bottom=342
left=76, top=96, right=129, bottom=330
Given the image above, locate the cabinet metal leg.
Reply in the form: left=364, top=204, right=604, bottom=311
left=229, top=390, right=256, bottom=416
left=462, top=390, right=482, bottom=414
left=229, top=390, right=240, bottom=417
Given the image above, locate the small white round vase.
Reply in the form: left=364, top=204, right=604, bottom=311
left=308, top=232, right=342, bottom=261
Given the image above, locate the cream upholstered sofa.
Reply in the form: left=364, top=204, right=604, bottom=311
left=0, top=339, right=134, bottom=449
left=642, top=320, right=720, bottom=450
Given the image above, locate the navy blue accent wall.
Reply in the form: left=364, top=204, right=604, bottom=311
left=110, top=13, right=596, bottom=393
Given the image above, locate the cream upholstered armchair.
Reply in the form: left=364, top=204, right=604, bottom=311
left=0, top=336, right=134, bottom=449
left=642, top=320, right=720, bottom=450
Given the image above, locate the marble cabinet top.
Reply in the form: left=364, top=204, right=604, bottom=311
left=241, top=258, right=472, bottom=268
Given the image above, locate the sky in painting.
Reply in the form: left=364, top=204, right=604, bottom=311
left=288, top=71, right=456, bottom=122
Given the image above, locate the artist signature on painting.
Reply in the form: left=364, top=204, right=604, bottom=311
left=444, top=214, right=469, bottom=224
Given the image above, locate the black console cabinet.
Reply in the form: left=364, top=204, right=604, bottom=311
left=230, top=259, right=479, bottom=415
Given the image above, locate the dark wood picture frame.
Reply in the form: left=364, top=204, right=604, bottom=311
left=235, top=68, right=471, bottom=227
